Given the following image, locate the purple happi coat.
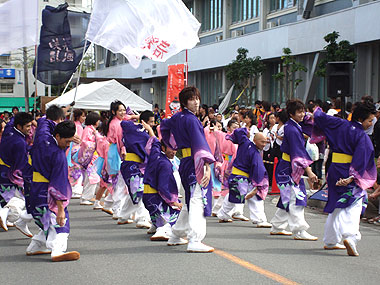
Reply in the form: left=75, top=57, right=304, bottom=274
left=160, top=108, right=215, bottom=216
left=142, top=137, right=180, bottom=228
left=311, top=108, right=376, bottom=213
left=0, top=127, right=30, bottom=207
left=276, top=119, right=313, bottom=211
left=120, top=120, right=150, bottom=204
left=30, top=135, right=72, bottom=235
left=226, top=128, right=269, bottom=203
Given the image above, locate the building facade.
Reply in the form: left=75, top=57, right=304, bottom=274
left=87, top=0, right=380, bottom=109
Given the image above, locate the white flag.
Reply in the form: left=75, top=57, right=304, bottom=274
left=86, top=0, right=201, bottom=69
left=219, top=84, right=235, bottom=114
left=0, top=0, right=39, bottom=54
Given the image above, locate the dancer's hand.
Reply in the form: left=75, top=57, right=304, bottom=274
left=245, top=188, right=258, bottom=200
left=172, top=202, right=182, bottom=210
left=141, top=121, right=155, bottom=137
left=72, top=134, right=81, bottom=144
left=201, top=163, right=211, bottom=188
left=336, top=177, right=353, bottom=186
left=56, top=201, right=66, bottom=227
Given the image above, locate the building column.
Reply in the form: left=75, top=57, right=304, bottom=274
left=259, top=0, right=268, bottom=31
left=222, top=0, right=232, bottom=40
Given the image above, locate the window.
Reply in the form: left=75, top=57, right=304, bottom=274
left=184, top=0, right=194, bottom=14
left=0, top=55, right=10, bottom=66
left=270, top=0, right=297, bottom=12
left=232, top=0, right=260, bottom=23
left=0, top=83, right=14, bottom=93
left=269, top=63, right=285, bottom=104
left=198, top=70, right=223, bottom=106
left=201, top=0, right=223, bottom=32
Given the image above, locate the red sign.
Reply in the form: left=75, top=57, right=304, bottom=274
left=165, top=64, right=184, bottom=118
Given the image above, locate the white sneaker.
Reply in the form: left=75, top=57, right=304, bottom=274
left=167, top=236, right=188, bottom=246
left=80, top=199, right=93, bottom=205
left=6, top=222, right=14, bottom=227
left=232, top=214, right=249, bottom=221
left=270, top=229, right=292, bottom=236
left=256, top=221, right=272, bottom=228
left=112, top=213, right=119, bottom=220
left=71, top=193, right=81, bottom=199
left=117, top=218, right=133, bottom=225
left=218, top=218, right=233, bottom=223
left=294, top=230, right=318, bottom=241
left=324, top=243, right=346, bottom=250
left=147, top=224, right=157, bottom=234
left=343, top=238, right=359, bottom=256
left=93, top=200, right=103, bottom=210
left=0, top=207, right=9, bottom=231
left=136, top=220, right=151, bottom=229
left=26, top=240, right=51, bottom=256
left=102, top=207, right=113, bottom=215
left=187, top=242, right=214, bottom=253
left=14, top=218, right=33, bottom=238
left=150, top=228, right=170, bottom=241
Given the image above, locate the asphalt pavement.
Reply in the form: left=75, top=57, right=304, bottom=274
left=1, top=196, right=380, bottom=285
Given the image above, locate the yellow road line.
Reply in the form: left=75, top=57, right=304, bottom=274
left=214, top=249, right=299, bottom=285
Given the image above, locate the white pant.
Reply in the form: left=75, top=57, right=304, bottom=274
left=213, top=195, right=245, bottom=215
left=323, top=198, right=362, bottom=246
left=270, top=187, right=309, bottom=233
left=247, top=196, right=268, bottom=223
left=71, top=175, right=83, bottom=196
left=217, top=194, right=265, bottom=222
left=4, top=195, right=25, bottom=223
left=119, top=195, right=150, bottom=222
left=104, top=173, right=127, bottom=216
left=81, top=172, right=97, bottom=201
left=171, top=183, right=206, bottom=243
left=30, top=228, right=69, bottom=257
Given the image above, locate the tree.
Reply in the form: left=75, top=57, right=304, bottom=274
left=226, top=48, right=265, bottom=106
left=316, top=31, right=357, bottom=77
left=272, top=47, right=307, bottom=101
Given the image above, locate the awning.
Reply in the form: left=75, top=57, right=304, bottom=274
left=0, top=97, right=37, bottom=112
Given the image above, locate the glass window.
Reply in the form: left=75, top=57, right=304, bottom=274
left=201, top=0, right=223, bottom=32
left=0, top=83, right=14, bottom=93
left=232, top=0, right=260, bottom=24
left=269, top=63, right=285, bottom=104
left=184, top=0, right=194, bottom=14
left=270, top=0, right=297, bottom=12
left=198, top=70, right=223, bottom=106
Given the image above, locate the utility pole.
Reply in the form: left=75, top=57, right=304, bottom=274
left=23, top=47, right=29, bottom=112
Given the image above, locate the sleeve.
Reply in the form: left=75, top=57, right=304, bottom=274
left=156, top=160, right=179, bottom=205
left=160, top=118, right=178, bottom=150
left=349, top=134, right=377, bottom=190
left=286, top=125, right=313, bottom=184
left=47, top=150, right=72, bottom=214
left=78, top=128, right=96, bottom=167
left=188, top=117, right=216, bottom=184
left=249, top=151, right=269, bottom=200
left=310, top=107, right=343, bottom=144
left=8, top=141, right=28, bottom=187
left=145, top=136, right=160, bottom=157
left=226, top=128, right=249, bottom=145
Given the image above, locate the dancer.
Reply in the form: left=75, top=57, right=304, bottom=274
left=117, top=110, right=153, bottom=228
left=161, top=86, right=216, bottom=253
left=217, top=130, right=271, bottom=227
left=143, top=136, right=181, bottom=241
left=312, top=102, right=376, bottom=255
left=270, top=99, right=318, bottom=241
left=27, top=121, right=80, bottom=262
left=0, top=112, right=33, bottom=237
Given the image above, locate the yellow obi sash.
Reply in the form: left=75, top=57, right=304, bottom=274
left=144, top=184, right=158, bottom=194
left=282, top=153, right=290, bottom=162
left=232, top=167, right=249, bottom=178
left=33, top=172, right=49, bottom=183
left=332, top=152, right=352, bottom=164
left=124, top=153, right=143, bottom=163
left=181, top=148, right=191, bottom=158
left=223, top=154, right=230, bottom=161
left=28, top=155, right=32, bottom=166
left=0, top=157, right=10, bottom=168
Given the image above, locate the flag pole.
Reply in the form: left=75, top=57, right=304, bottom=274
left=69, top=38, right=88, bottom=120
left=185, top=49, right=188, bottom=87
left=33, top=0, right=39, bottom=119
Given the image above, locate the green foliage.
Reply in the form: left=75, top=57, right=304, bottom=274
left=316, top=31, right=357, bottom=77
left=272, top=47, right=307, bottom=100
left=226, top=47, right=265, bottom=105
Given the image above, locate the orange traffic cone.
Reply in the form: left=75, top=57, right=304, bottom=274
left=270, top=157, right=280, bottom=194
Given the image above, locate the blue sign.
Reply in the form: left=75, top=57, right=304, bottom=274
left=0, top=69, right=15, bottom=79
